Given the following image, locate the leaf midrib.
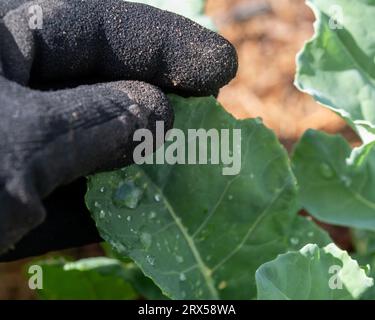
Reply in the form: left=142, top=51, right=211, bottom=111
left=139, top=168, right=220, bottom=300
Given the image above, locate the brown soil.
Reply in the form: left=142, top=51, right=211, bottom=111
left=207, top=0, right=350, bottom=143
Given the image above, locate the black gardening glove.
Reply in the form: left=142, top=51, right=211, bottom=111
left=0, top=0, right=237, bottom=261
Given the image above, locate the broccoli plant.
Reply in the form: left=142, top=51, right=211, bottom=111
left=36, top=0, right=375, bottom=300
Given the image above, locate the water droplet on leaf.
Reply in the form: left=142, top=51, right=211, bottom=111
left=290, top=237, right=300, bottom=246
left=146, top=255, right=155, bottom=266
left=340, top=175, right=352, bottom=187
left=179, top=273, right=186, bottom=281
left=113, top=181, right=143, bottom=209
left=99, top=210, right=106, bottom=219
left=141, top=232, right=152, bottom=248
left=176, top=255, right=184, bottom=263
left=319, top=163, right=334, bottom=179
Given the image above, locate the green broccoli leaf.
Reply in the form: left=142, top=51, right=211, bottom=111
left=292, top=129, right=375, bottom=230
left=33, top=258, right=137, bottom=300
left=256, top=243, right=374, bottom=300
left=86, top=96, right=330, bottom=300
left=295, top=0, right=375, bottom=165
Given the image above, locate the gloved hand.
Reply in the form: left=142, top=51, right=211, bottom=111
left=0, top=0, right=237, bottom=261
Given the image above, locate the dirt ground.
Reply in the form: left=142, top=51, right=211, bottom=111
left=0, top=0, right=355, bottom=300
left=207, top=0, right=349, bottom=144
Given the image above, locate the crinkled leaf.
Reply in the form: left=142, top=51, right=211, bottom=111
left=34, top=258, right=137, bottom=300
left=256, top=243, right=374, bottom=300
left=86, top=96, right=330, bottom=300
left=295, top=0, right=375, bottom=163
left=292, top=129, right=375, bottom=230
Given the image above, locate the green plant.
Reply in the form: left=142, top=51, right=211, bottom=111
left=36, top=0, right=375, bottom=300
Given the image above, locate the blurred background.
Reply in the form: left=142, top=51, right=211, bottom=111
left=0, top=0, right=358, bottom=299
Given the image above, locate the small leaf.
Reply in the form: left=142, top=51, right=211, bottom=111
left=295, top=0, right=375, bottom=163
left=292, top=129, right=375, bottom=230
left=256, top=243, right=374, bottom=300
left=34, top=258, right=137, bottom=300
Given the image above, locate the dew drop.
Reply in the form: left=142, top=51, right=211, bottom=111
left=308, top=232, right=314, bottom=238
left=179, top=273, right=186, bottom=281
left=100, top=187, right=105, bottom=193
left=319, top=163, right=334, bottom=179
left=99, top=210, right=106, bottom=219
left=94, top=201, right=100, bottom=208
left=290, top=237, right=300, bottom=246
left=113, top=180, right=143, bottom=209
left=154, top=194, right=161, bottom=202
left=176, top=255, right=184, bottom=263
left=109, top=241, right=127, bottom=253
left=340, top=175, right=352, bottom=187
left=127, top=216, right=132, bottom=222
left=146, top=255, right=155, bottom=266
left=149, top=211, right=157, bottom=219
left=117, top=215, right=122, bottom=219
left=141, top=232, right=152, bottom=248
